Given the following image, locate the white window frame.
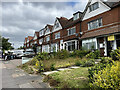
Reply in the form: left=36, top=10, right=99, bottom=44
left=39, top=38, right=43, bottom=44
left=68, top=27, right=76, bottom=36
left=55, top=32, right=60, bottom=39
left=82, top=38, right=97, bottom=50
left=88, top=18, right=102, bottom=30
left=46, top=36, right=50, bottom=42
left=89, top=2, right=99, bottom=12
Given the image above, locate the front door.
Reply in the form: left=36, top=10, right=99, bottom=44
left=107, top=41, right=113, bottom=56
left=98, top=37, right=104, bottom=56
left=116, top=35, right=120, bottom=48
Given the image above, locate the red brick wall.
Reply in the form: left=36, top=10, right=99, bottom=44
left=62, top=23, right=80, bottom=42
left=81, top=6, right=119, bottom=33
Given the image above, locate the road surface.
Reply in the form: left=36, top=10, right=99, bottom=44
left=0, top=59, right=50, bottom=89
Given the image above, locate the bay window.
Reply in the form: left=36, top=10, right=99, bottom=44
left=68, top=41, right=75, bottom=51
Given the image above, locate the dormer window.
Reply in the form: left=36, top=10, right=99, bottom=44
left=89, top=2, right=99, bottom=12
left=73, top=13, right=80, bottom=20
left=55, top=22, right=59, bottom=28
left=46, top=27, right=50, bottom=33
left=39, top=29, right=44, bottom=36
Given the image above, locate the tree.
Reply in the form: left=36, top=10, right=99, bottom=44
left=2, top=37, right=14, bottom=51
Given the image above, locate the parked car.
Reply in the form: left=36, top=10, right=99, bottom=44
left=13, top=50, right=24, bottom=59
left=23, top=51, right=35, bottom=56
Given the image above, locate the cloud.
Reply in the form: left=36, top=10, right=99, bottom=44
left=1, top=1, right=87, bottom=49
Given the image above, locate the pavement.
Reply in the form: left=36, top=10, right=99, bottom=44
left=0, top=59, right=50, bottom=89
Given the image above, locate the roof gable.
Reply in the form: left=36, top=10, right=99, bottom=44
left=82, top=0, right=111, bottom=21
left=52, top=17, right=68, bottom=32
left=33, top=32, right=39, bottom=40
left=45, top=24, right=53, bottom=35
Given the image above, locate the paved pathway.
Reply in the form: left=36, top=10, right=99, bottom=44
left=1, top=59, right=50, bottom=89
left=43, top=66, right=80, bottom=75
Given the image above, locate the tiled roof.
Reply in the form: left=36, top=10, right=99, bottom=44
left=57, top=17, right=69, bottom=28
left=35, top=31, right=39, bottom=38
left=81, top=25, right=120, bottom=39
left=28, top=36, right=33, bottom=41
left=47, top=24, right=53, bottom=31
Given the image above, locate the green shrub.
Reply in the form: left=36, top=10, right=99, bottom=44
left=28, top=57, right=37, bottom=66
left=56, top=50, right=69, bottom=59
left=36, top=52, right=50, bottom=60
left=84, top=59, right=95, bottom=67
left=100, top=57, right=113, bottom=64
left=80, top=59, right=95, bottom=67
left=110, top=49, right=118, bottom=60
left=35, top=60, right=44, bottom=73
left=86, top=50, right=100, bottom=59
left=72, top=50, right=89, bottom=58
left=90, top=61, right=120, bottom=89
left=75, top=60, right=81, bottom=66
left=50, top=63, right=55, bottom=71
left=88, top=59, right=114, bottom=84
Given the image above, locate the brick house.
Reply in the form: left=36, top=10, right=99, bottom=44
left=24, top=36, right=33, bottom=50
left=50, top=17, right=74, bottom=52
left=37, top=28, right=45, bottom=53
left=23, top=0, right=120, bottom=56
left=61, top=12, right=83, bottom=51
left=42, top=24, right=53, bottom=53
left=80, top=0, right=120, bottom=56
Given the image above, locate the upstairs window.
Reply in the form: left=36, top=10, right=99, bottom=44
left=46, top=27, right=50, bottom=33
left=68, top=27, right=76, bottom=36
left=73, top=13, right=79, bottom=20
left=88, top=18, right=102, bottom=30
left=39, top=38, right=43, bottom=44
left=39, top=29, right=44, bottom=36
left=55, top=32, right=60, bottom=39
left=46, top=36, right=50, bottom=42
left=55, top=22, right=59, bottom=28
left=89, top=2, right=99, bottom=12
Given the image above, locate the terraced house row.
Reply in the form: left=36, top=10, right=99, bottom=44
left=24, top=0, right=120, bottom=57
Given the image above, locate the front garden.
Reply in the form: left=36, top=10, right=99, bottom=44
left=18, top=48, right=120, bottom=89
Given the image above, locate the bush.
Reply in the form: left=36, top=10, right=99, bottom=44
left=75, top=60, right=81, bottom=66
left=88, top=58, right=114, bottom=84
left=110, top=49, right=118, bottom=60
left=35, top=60, right=44, bottom=73
left=71, top=50, right=89, bottom=58
left=28, top=57, right=37, bottom=66
left=90, top=61, right=120, bottom=89
left=56, top=50, right=69, bottom=59
left=50, top=63, right=55, bottom=71
left=80, top=59, right=95, bottom=67
left=36, top=52, right=50, bottom=60
left=84, top=59, right=95, bottom=67
left=86, top=50, right=100, bottom=59
left=100, top=57, right=113, bottom=64
left=110, top=48, right=120, bottom=61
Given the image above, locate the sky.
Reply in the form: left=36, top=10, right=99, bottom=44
left=1, top=0, right=88, bottom=49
